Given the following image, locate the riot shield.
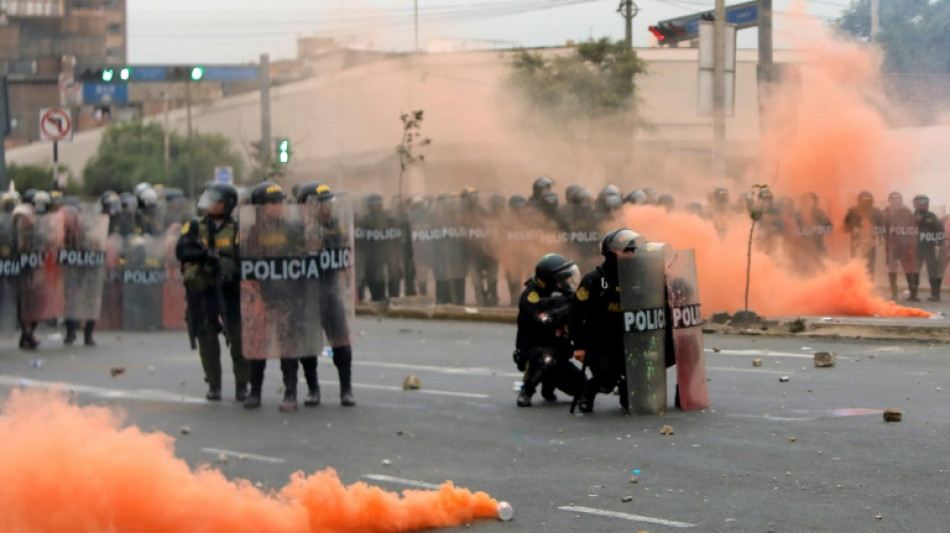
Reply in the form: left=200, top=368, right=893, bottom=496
left=17, top=208, right=65, bottom=325
left=667, top=249, right=709, bottom=410
left=239, top=203, right=321, bottom=360
left=618, top=242, right=670, bottom=415
left=432, top=197, right=468, bottom=305
left=0, top=212, right=19, bottom=331
left=98, top=234, right=124, bottom=330
left=121, top=234, right=166, bottom=330
left=60, top=209, right=108, bottom=322
left=162, top=223, right=187, bottom=330
left=408, top=200, right=437, bottom=300
left=315, top=193, right=356, bottom=349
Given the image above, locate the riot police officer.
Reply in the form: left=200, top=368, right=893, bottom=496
left=514, top=253, right=586, bottom=407
left=101, top=191, right=121, bottom=234
left=843, top=191, right=885, bottom=279
left=298, top=182, right=357, bottom=407
left=883, top=192, right=918, bottom=301
left=176, top=183, right=249, bottom=402
left=914, top=194, right=945, bottom=301
left=569, top=229, right=643, bottom=414
left=134, top=187, right=160, bottom=235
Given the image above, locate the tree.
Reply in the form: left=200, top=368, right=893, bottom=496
left=507, top=37, right=647, bottom=121
left=396, top=110, right=431, bottom=208
left=7, top=163, right=80, bottom=195
left=743, top=184, right=769, bottom=312
left=82, top=121, right=245, bottom=197
left=837, top=0, right=950, bottom=73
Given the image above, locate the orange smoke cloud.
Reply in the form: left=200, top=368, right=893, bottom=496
left=620, top=205, right=928, bottom=318
left=0, top=389, right=498, bottom=533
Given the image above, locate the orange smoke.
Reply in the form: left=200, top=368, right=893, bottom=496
left=620, top=205, right=928, bottom=318
left=0, top=389, right=498, bottom=533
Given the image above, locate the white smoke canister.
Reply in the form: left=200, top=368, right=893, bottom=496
left=497, top=501, right=514, bottom=522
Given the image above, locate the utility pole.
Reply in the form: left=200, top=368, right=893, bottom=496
left=618, top=0, right=638, bottom=49
left=414, top=0, right=419, bottom=52
left=185, top=80, right=195, bottom=199
left=162, top=91, right=170, bottom=182
left=260, top=53, right=272, bottom=165
left=870, top=0, right=880, bottom=41
left=757, top=0, right=773, bottom=84
left=713, top=0, right=726, bottom=175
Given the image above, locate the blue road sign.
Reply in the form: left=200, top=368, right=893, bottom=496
left=82, top=83, right=129, bottom=105
left=131, top=67, right=168, bottom=82
left=203, top=67, right=260, bottom=82
left=662, top=0, right=759, bottom=40
left=214, top=166, right=234, bottom=184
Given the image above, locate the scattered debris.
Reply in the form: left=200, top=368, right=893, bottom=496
left=630, top=476, right=640, bottom=484
left=712, top=347, right=721, bottom=353
left=813, top=352, right=836, bottom=368
left=752, top=358, right=763, bottom=367
left=180, top=426, right=190, bottom=435
left=779, top=376, right=790, bottom=382
left=217, top=453, right=228, bottom=464
left=30, top=359, right=43, bottom=369
left=109, top=366, right=125, bottom=378
left=621, top=496, right=633, bottom=503
left=883, top=408, right=902, bottom=422
left=660, top=425, right=674, bottom=435
left=788, top=436, right=796, bottom=442
left=396, top=430, right=404, bottom=436
left=875, top=513, right=883, bottom=520
left=382, top=459, right=392, bottom=466
left=402, top=375, right=421, bottom=390
left=147, top=366, right=155, bottom=374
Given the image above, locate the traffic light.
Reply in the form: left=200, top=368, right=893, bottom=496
left=648, top=22, right=686, bottom=45
left=276, top=138, right=290, bottom=164
left=101, top=68, right=114, bottom=82
left=166, top=66, right=205, bottom=81
left=77, top=66, right=134, bottom=82
left=119, top=66, right=132, bottom=81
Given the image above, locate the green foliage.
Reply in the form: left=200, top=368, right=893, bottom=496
left=247, top=140, right=289, bottom=182
left=81, top=121, right=245, bottom=197
left=507, top=37, right=647, bottom=120
left=7, top=163, right=80, bottom=195
left=837, top=0, right=950, bottom=73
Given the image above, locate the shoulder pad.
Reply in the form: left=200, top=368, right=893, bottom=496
left=180, top=221, right=191, bottom=235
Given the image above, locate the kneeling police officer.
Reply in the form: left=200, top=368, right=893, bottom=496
left=514, top=253, right=586, bottom=407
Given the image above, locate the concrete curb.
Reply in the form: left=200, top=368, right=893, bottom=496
left=357, top=303, right=950, bottom=342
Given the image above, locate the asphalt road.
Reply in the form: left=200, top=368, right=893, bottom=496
left=1, top=318, right=949, bottom=532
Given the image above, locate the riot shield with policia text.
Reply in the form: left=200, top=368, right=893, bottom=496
left=666, top=249, right=709, bottom=410
left=618, top=242, right=670, bottom=415
left=162, top=222, right=187, bottom=330
left=98, top=233, right=124, bottom=330
left=60, top=208, right=108, bottom=322
left=15, top=207, right=65, bottom=324
left=0, top=212, right=19, bottom=331
left=308, top=191, right=356, bottom=349
left=121, top=234, right=166, bottom=330
left=239, top=203, right=323, bottom=360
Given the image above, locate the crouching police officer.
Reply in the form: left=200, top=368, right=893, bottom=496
left=569, top=229, right=642, bottom=414
left=514, top=253, right=586, bottom=407
left=176, top=183, right=250, bottom=401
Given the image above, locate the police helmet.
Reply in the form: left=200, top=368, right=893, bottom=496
left=120, top=192, right=137, bottom=211
left=642, top=187, right=657, bottom=203
left=50, top=189, right=65, bottom=207
left=312, top=183, right=335, bottom=202
left=508, top=194, right=527, bottom=209
left=601, top=228, right=644, bottom=257
left=364, top=192, right=383, bottom=205
left=604, top=194, right=623, bottom=211
left=1, top=189, right=20, bottom=212
left=888, top=191, right=903, bottom=204
left=572, top=188, right=593, bottom=205
left=857, top=191, right=873, bottom=206
left=461, top=186, right=478, bottom=199
left=602, top=184, right=621, bottom=198
left=712, top=187, right=729, bottom=204
left=138, top=187, right=159, bottom=208
left=22, top=189, right=37, bottom=205
left=657, top=193, right=674, bottom=210
left=913, top=194, right=929, bottom=211
left=532, top=176, right=554, bottom=198
left=32, top=191, right=52, bottom=214
left=133, top=182, right=151, bottom=198
left=624, top=189, right=647, bottom=205
left=250, top=181, right=285, bottom=205
left=564, top=184, right=581, bottom=204
left=489, top=194, right=506, bottom=212
left=163, top=188, right=185, bottom=202
left=758, top=188, right=774, bottom=201
left=101, top=190, right=121, bottom=216
left=534, top=253, right=579, bottom=292
left=541, top=191, right=559, bottom=207
left=199, top=183, right=239, bottom=214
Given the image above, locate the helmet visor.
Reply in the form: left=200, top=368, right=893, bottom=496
left=197, top=189, right=224, bottom=211
left=556, top=264, right=581, bottom=292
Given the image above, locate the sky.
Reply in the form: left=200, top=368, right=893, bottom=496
left=128, top=0, right=853, bottom=64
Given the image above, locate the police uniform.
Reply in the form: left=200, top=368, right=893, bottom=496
left=883, top=196, right=918, bottom=301
left=176, top=210, right=249, bottom=401
left=514, top=277, right=585, bottom=406
left=843, top=197, right=885, bottom=278
left=915, top=198, right=945, bottom=301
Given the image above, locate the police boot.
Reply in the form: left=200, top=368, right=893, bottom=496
left=301, top=356, right=320, bottom=407
left=19, top=332, right=39, bottom=350
left=929, top=278, right=942, bottom=301
left=279, top=392, right=298, bottom=412
left=83, top=321, right=96, bottom=346
left=243, top=360, right=265, bottom=409
left=64, top=319, right=78, bottom=345
left=388, top=280, right=401, bottom=300
left=333, top=346, right=356, bottom=406
left=206, top=386, right=222, bottom=401
left=540, top=383, right=558, bottom=402
left=888, top=273, right=899, bottom=301
left=517, top=384, right=535, bottom=407
left=577, top=384, right=597, bottom=414
left=907, top=274, right=921, bottom=302
left=279, top=358, right=299, bottom=412
left=235, top=383, right=248, bottom=402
